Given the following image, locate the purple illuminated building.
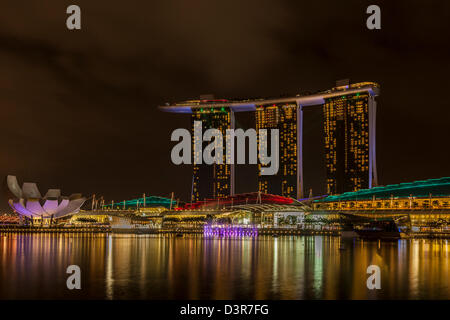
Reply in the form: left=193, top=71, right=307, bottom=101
left=204, top=225, right=258, bottom=237
left=5, top=175, right=86, bottom=219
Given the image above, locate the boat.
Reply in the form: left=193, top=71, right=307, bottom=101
left=354, top=220, right=406, bottom=240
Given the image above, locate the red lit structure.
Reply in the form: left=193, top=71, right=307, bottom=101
left=181, top=192, right=294, bottom=210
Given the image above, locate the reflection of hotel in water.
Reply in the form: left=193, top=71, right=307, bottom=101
left=160, top=81, right=379, bottom=201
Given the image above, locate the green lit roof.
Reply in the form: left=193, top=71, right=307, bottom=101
left=102, top=196, right=176, bottom=209
left=318, top=177, right=450, bottom=202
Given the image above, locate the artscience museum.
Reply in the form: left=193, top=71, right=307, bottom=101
left=5, top=175, right=86, bottom=220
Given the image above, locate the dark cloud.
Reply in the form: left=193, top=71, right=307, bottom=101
left=0, top=0, right=449, bottom=210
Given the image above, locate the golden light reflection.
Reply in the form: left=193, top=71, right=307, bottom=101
left=0, top=234, right=449, bottom=299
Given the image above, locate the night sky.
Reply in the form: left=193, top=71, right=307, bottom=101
left=1, top=1, right=449, bottom=210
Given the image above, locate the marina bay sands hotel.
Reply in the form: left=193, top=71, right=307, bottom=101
left=160, top=81, right=379, bottom=202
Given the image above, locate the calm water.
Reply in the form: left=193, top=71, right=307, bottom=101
left=0, top=234, right=449, bottom=300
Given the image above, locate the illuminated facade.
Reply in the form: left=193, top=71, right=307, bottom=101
left=256, top=103, right=298, bottom=198
left=191, top=107, right=234, bottom=202
left=6, top=175, right=86, bottom=219
left=160, top=81, right=379, bottom=199
left=323, top=90, right=377, bottom=194
left=313, top=177, right=450, bottom=225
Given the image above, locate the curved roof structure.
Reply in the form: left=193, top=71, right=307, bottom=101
left=5, top=175, right=86, bottom=219
left=101, top=195, right=176, bottom=210
left=318, top=177, right=450, bottom=202
left=182, top=192, right=297, bottom=210
left=229, top=203, right=309, bottom=213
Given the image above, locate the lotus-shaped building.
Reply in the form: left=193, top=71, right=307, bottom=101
left=5, top=175, right=86, bottom=219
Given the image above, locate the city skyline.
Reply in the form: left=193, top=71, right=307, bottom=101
left=1, top=1, right=450, bottom=306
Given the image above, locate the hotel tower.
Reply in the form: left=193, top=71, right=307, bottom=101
left=191, top=106, right=234, bottom=202
left=160, top=81, right=379, bottom=201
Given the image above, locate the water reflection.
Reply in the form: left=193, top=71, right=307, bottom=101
left=0, top=234, right=449, bottom=299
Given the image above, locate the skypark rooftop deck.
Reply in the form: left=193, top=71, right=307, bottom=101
left=159, top=81, right=380, bottom=113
